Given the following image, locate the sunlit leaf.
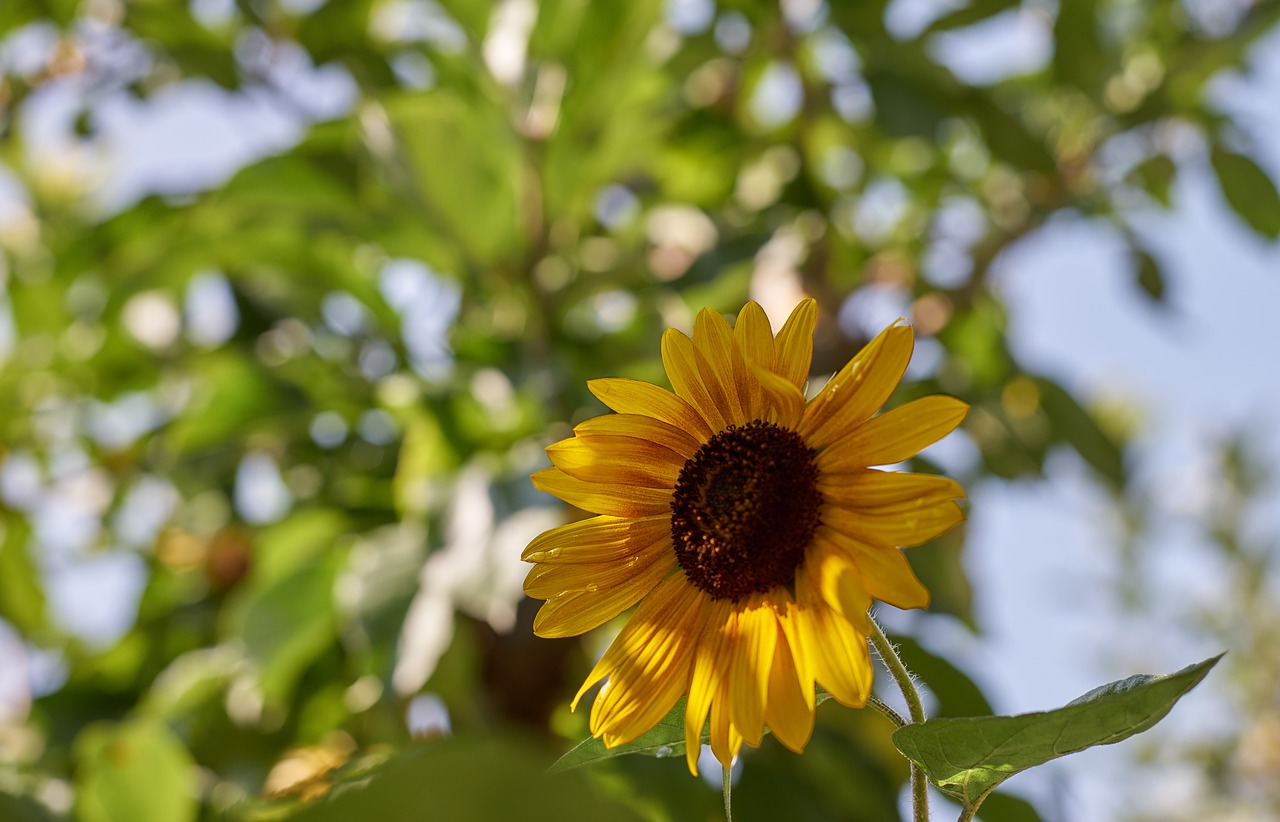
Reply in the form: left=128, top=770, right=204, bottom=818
left=891, top=655, right=1222, bottom=808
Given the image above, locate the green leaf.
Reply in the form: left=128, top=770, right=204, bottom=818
left=1126, top=154, right=1177, bottom=207
left=74, top=719, right=197, bottom=822
left=975, top=790, right=1046, bottom=822
left=548, top=692, right=837, bottom=773
left=1132, top=249, right=1166, bottom=304
left=0, top=515, right=44, bottom=634
left=1210, top=146, right=1280, bottom=239
left=925, top=0, right=1020, bottom=34
left=891, top=654, right=1222, bottom=809
left=0, top=791, right=59, bottom=822
left=1034, top=377, right=1126, bottom=489
left=224, top=557, right=341, bottom=708
left=242, top=736, right=645, bottom=822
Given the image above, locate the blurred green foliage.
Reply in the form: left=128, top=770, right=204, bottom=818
left=0, top=0, right=1277, bottom=820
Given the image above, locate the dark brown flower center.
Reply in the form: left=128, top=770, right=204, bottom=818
left=670, top=420, right=822, bottom=601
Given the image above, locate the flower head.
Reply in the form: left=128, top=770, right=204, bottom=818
left=524, top=300, right=967, bottom=774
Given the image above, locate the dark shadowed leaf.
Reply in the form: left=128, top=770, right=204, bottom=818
left=1133, top=249, right=1167, bottom=304
left=1210, top=146, right=1280, bottom=239
left=1126, top=154, right=1177, bottom=207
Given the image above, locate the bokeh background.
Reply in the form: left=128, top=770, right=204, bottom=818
left=1, top=0, right=1278, bottom=820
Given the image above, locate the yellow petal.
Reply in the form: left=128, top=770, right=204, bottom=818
left=591, top=582, right=703, bottom=747
left=522, top=514, right=670, bottom=564
left=546, top=435, right=683, bottom=487
left=728, top=595, right=777, bottom=747
left=708, top=677, right=744, bottom=770
left=772, top=595, right=814, bottom=709
left=823, top=395, right=969, bottom=469
left=800, top=323, right=914, bottom=450
left=734, top=301, right=776, bottom=377
left=763, top=624, right=814, bottom=754
left=750, top=364, right=806, bottom=430
left=573, top=413, right=702, bottom=459
left=732, top=304, right=773, bottom=422
left=822, top=497, right=964, bottom=547
left=588, top=378, right=714, bottom=442
left=815, top=469, right=965, bottom=507
left=774, top=298, right=817, bottom=389
left=572, top=572, right=693, bottom=711
left=532, top=556, right=676, bottom=638
left=524, top=535, right=672, bottom=598
left=796, top=561, right=873, bottom=708
left=817, top=525, right=930, bottom=610
left=684, top=598, right=733, bottom=775
left=531, top=467, right=672, bottom=517
left=807, top=540, right=873, bottom=632
left=693, top=308, right=751, bottom=425
left=662, top=329, right=729, bottom=432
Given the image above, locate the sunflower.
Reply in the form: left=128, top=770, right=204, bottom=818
left=523, top=299, right=967, bottom=775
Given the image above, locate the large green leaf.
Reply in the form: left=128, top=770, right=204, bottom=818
left=891, top=654, right=1222, bottom=808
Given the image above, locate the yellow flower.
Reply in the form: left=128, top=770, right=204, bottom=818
left=523, top=299, right=967, bottom=774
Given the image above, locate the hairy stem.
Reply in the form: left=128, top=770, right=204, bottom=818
left=869, top=616, right=929, bottom=822
left=722, top=764, right=733, bottom=822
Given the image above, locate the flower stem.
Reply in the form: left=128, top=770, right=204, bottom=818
left=869, top=616, right=929, bottom=822
left=868, top=695, right=907, bottom=728
left=722, top=764, right=733, bottom=822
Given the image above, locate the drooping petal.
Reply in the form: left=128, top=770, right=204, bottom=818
left=751, top=364, right=806, bottom=430
left=708, top=676, right=744, bottom=770
left=531, top=467, right=672, bottom=517
left=588, top=378, right=714, bottom=441
left=806, top=541, right=873, bottom=632
left=796, top=554, right=873, bottom=708
left=684, top=598, right=733, bottom=775
left=799, top=323, right=914, bottom=450
left=522, top=514, right=670, bottom=564
left=573, top=572, right=696, bottom=714
left=531, top=555, right=676, bottom=638
left=662, top=329, right=730, bottom=432
left=763, top=619, right=815, bottom=754
left=590, top=581, right=705, bottom=747
left=773, top=298, right=817, bottom=389
left=821, top=395, right=968, bottom=469
left=727, top=595, right=777, bottom=747
left=573, top=413, right=702, bottom=459
left=817, top=525, right=930, bottom=610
